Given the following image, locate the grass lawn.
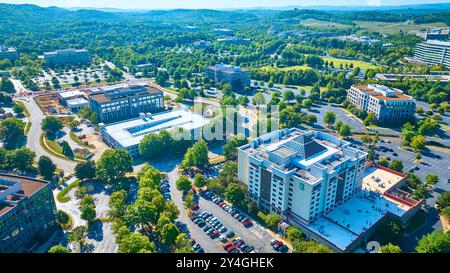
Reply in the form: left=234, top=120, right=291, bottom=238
left=56, top=179, right=80, bottom=203
left=354, top=20, right=447, bottom=35
left=323, top=56, right=379, bottom=70
left=300, top=18, right=353, bottom=31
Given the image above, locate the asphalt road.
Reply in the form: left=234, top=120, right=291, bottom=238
left=18, top=96, right=77, bottom=174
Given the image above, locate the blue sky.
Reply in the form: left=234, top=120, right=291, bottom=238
left=1, top=0, right=449, bottom=9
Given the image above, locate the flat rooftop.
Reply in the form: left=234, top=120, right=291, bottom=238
left=58, top=90, right=85, bottom=99
left=424, top=40, right=450, bottom=47
left=352, top=84, right=414, bottom=101
left=0, top=174, right=49, bottom=217
left=89, top=84, right=162, bottom=103
left=306, top=189, right=411, bottom=251
left=101, top=108, right=209, bottom=148
left=66, top=98, right=89, bottom=106
left=363, top=166, right=405, bottom=194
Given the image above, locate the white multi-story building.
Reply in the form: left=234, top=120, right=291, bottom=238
left=413, top=40, right=450, bottom=68
left=347, top=84, right=416, bottom=125
left=237, top=128, right=367, bottom=224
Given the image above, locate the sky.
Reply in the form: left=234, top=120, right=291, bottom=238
left=0, top=0, right=449, bottom=9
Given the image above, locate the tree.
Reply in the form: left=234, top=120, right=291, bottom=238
left=225, top=183, right=245, bottom=207
left=96, top=149, right=133, bottom=185
left=61, top=141, right=74, bottom=158
left=67, top=226, right=88, bottom=249
left=390, top=160, right=403, bottom=172
left=338, top=124, right=352, bottom=138
left=119, top=232, right=155, bottom=253
left=176, top=175, right=192, bottom=193
left=252, top=92, right=266, bottom=106
left=0, top=117, right=25, bottom=149
left=41, top=116, right=62, bottom=137
left=425, top=174, right=439, bottom=186
left=160, top=223, right=180, bottom=246
left=283, top=90, right=295, bottom=102
left=436, top=191, right=450, bottom=209
left=181, top=140, right=209, bottom=168
left=280, top=106, right=302, bottom=128
left=377, top=157, right=390, bottom=167
left=363, top=113, right=377, bottom=126
left=81, top=203, right=96, bottom=224
left=302, top=99, right=313, bottom=109
left=194, top=173, right=206, bottom=188
left=48, top=245, right=70, bottom=253
left=293, top=240, right=332, bottom=253
left=12, top=103, right=24, bottom=115
left=323, top=111, right=336, bottom=127
left=401, top=123, right=415, bottom=146
left=286, top=227, right=303, bottom=242
left=183, top=193, right=195, bottom=209
left=75, top=161, right=96, bottom=181
left=223, top=134, right=247, bottom=160
left=108, top=190, right=127, bottom=219
left=174, top=233, right=195, bottom=253
left=416, top=231, right=450, bottom=253
left=410, top=135, right=426, bottom=151
left=38, top=155, right=56, bottom=180
left=9, top=147, right=35, bottom=173
left=380, top=243, right=402, bottom=253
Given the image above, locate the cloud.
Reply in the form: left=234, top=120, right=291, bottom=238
left=367, top=0, right=382, bottom=6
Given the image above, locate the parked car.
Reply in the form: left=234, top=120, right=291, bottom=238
left=226, top=231, right=235, bottom=238
left=192, top=204, right=199, bottom=211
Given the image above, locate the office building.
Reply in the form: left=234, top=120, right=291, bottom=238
left=193, top=40, right=212, bottom=50
left=205, top=64, right=251, bottom=91
left=89, top=83, right=164, bottom=123
left=43, top=48, right=90, bottom=66
left=0, top=46, right=19, bottom=62
left=413, top=40, right=450, bottom=68
left=347, top=84, right=416, bottom=124
left=417, top=28, right=449, bottom=40
left=237, top=128, right=368, bottom=222
left=57, top=90, right=86, bottom=106
left=217, top=37, right=250, bottom=46
left=99, top=108, right=209, bottom=157
left=213, top=28, right=234, bottom=36
left=0, top=174, right=58, bottom=253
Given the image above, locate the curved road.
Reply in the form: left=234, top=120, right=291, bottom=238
left=14, top=95, right=77, bottom=174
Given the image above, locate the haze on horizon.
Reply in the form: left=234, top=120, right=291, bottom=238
left=1, top=0, right=450, bottom=10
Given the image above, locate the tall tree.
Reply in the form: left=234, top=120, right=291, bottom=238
left=0, top=117, right=25, bottom=149
left=96, top=149, right=133, bottom=185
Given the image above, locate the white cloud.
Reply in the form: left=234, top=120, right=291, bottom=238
left=367, top=0, right=382, bottom=6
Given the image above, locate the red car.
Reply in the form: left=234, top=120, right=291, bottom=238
left=223, top=242, right=232, bottom=250
left=243, top=220, right=253, bottom=227
left=218, top=202, right=225, bottom=206
left=227, top=246, right=236, bottom=253
left=192, top=204, right=199, bottom=210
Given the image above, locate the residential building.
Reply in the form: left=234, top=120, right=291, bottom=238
left=0, top=46, right=19, bottom=62
left=0, top=174, right=58, bottom=253
left=347, top=84, right=416, bottom=124
left=205, top=64, right=251, bottom=91
left=217, top=37, right=250, bottom=46
left=413, top=40, right=450, bottom=68
left=237, top=128, right=368, bottom=222
left=43, top=48, right=90, bottom=66
left=99, top=108, right=209, bottom=157
left=89, top=83, right=164, bottom=123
